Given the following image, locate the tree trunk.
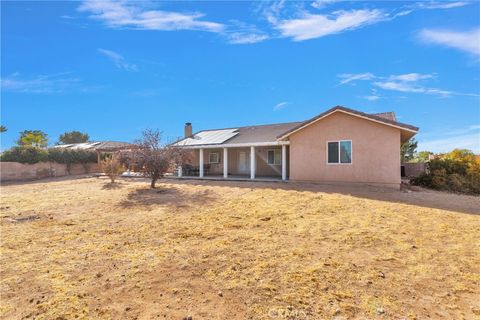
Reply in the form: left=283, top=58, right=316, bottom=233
left=150, top=178, right=157, bottom=188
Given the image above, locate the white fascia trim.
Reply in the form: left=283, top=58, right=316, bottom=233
left=277, top=109, right=418, bottom=140
left=176, top=141, right=290, bottom=149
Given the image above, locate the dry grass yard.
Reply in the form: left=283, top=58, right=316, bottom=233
left=1, top=176, right=479, bottom=320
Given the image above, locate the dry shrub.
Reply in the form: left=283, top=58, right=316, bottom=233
left=101, top=156, right=124, bottom=183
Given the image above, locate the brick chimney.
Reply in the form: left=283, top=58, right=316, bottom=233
left=184, top=122, right=192, bottom=138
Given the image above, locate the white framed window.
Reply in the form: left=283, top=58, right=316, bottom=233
left=327, top=140, right=352, bottom=164
left=209, top=152, right=220, bottom=164
left=267, top=149, right=281, bottom=165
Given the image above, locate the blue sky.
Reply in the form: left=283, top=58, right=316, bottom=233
left=1, top=0, right=479, bottom=153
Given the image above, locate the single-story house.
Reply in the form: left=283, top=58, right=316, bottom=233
left=173, top=106, right=418, bottom=189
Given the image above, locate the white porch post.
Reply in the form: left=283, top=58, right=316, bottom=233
left=250, top=146, right=256, bottom=179
left=223, top=147, right=228, bottom=178
left=281, top=144, right=287, bottom=181
left=199, top=148, right=204, bottom=178
left=178, top=165, right=183, bottom=177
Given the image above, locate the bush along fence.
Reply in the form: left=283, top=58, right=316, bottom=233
left=410, top=157, right=480, bottom=195
left=0, top=147, right=99, bottom=181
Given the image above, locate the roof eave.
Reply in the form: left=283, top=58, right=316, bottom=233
left=276, top=106, right=419, bottom=141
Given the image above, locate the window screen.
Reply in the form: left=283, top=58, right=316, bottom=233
left=267, top=150, right=281, bottom=165
left=340, top=141, right=352, bottom=163
left=209, top=152, right=219, bottom=164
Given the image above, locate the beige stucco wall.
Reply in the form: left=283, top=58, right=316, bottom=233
left=0, top=162, right=99, bottom=181
left=183, top=147, right=287, bottom=177
left=288, top=112, right=401, bottom=188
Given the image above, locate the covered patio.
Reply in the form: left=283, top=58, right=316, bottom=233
left=176, top=143, right=289, bottom=181
left=172, top=122, right=296, bottom=181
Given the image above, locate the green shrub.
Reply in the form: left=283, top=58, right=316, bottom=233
left=447, top=173, right=467, bottom=192
left=0, top=146, right=49, bottom=164
left=431, top=168, right=447, bottom=189
left=466, top=163, right=480, bottom=194
left=410, top=173, right=433, bottom=188
left=0, top=147, right=96, bottom=167
left=48, top=148, right=97, bottom=164
left=410, top=156, right=480, bottom=195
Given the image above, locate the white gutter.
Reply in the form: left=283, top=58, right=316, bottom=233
left=175, top=141, right=290, bottom=149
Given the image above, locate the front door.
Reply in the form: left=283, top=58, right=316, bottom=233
left=238, top=151, right=249, bottom=174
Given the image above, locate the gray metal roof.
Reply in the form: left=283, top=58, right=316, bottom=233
left=225, top=122, right=302, bottom=144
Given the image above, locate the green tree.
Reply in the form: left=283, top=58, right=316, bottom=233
left=17, top=130, right=48, bottom=148
left=0, top=125, right=7, bottom=133
left=413, top=151, right=433, bottom=163
left=401, top=138, right=418, bottom=163
left=57, top=131, right=90, bottom=144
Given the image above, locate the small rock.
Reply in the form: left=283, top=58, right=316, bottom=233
left=378, top=271, right=385, bottom=278
left=182, top=316, right=192, bottom=320
left=96, top=273, right=103, bottom=278
left=260, top=217, right=271, bottom=221
left=411, top=245, right=417, bottom=249
left=376, top=307, right=385, bottom=315
left=125, top=307, right=131, bottom=311
left=218, top=291, right=223, bottom=297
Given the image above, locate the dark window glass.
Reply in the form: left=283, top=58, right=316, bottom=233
left=267, top=150, right=275, bottom=164
left=328, top=142, right=339, bottom=163
left=340, top=141, right=352, bottom=163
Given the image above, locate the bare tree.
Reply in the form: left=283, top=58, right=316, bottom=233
left=124, top=129, right=185, bottom=188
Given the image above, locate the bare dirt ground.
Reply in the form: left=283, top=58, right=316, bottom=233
left=1, top=176, right=479, bottom=320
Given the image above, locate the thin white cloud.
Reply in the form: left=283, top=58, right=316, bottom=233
left=1, top=73, right=80, bottom=93
left=338, top=72, right=375, bottom=84
left=225, top=21, right=269, bottom=44
left=273, top=101, right=288, bottom=111
left=415, top=1, right=469, bottom=10
left=374, top=81, right=424, bottom=93
left=363, top=95, right=380, bottom=101
left=264, top=0, right=470, bottom=42
left=338, top=71, right=478, bottom=98
left=78, top=0, right=224, bottom=33
left=311, top=0, right=339, bottom=10
left=98, top=48, right=138, bottom=72
left=418, top=28, right=480, bottom=56
left=274, top=9, right=386, bottom=41
left=373, top=80, right=479, bottom=97
left=227, top=33, right=269, bottom=44
left=388, top=73, right=435, bottom=82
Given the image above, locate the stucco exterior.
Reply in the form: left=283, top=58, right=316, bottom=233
left=0, top=162, right=99, bottom=181
left=288, top=112, right=402, bottom=188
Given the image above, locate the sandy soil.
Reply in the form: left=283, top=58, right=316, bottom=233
left=1, top=176, right=479, bottom=319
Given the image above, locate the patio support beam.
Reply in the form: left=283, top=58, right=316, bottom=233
left=282, top=144, right=287, bottom=181
left=199, top=148, right=204, bottom=178
left=223, top=148, right=228, bottom=179
left=250, top=146, right=256, bottom=180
